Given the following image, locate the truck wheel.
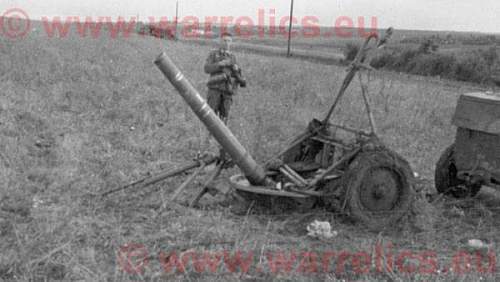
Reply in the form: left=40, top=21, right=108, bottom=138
left=435, top=144, right=481, bottom=198
left=342, top=150, right=414, bottom=231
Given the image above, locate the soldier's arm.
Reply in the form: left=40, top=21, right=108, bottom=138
left=231, top=55, right=239, bottom=69
left=231, top=55, right=243, bottom=76
left=204, top=52, right=221, bottom=74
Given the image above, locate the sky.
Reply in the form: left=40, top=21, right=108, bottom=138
left=1, top=0, right=499, bottom=33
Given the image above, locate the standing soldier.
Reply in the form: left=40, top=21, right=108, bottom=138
left=202, top=32, right=246, bottom=159
left=204, top=32, right=246, bottom=124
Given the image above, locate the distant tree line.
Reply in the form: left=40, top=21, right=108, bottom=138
left=344, top=40, right=500, bottom=85
left=401, top=34, right=500, bottom=46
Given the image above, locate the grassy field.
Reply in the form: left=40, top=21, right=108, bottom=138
left=0, top=24, right=499, bottom=281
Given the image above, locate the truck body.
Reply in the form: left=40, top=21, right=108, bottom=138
left=436, top=92, right=500, bottom=197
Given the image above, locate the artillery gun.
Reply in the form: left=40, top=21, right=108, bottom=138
left=107, top=28, right=416, bottom=231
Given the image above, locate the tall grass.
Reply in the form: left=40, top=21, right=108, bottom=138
left=0, top=23, right=498, bottom=281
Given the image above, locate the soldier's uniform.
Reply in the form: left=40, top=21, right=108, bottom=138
left=204, top=49, right=241, bottom=121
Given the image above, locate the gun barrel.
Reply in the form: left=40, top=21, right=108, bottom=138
left=154, top=52, right=268, bottom=186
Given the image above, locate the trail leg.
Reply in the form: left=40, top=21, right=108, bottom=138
left=171, top=162, right=207, bottom=201
left=154, top=162, right=208, bottom=218
left=101, top=158, right=215, bottom=197
left=190, top=162, right=225, bottom=207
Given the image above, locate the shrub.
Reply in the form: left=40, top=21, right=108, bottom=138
left=478, top=47, right=499, bottom=75
left=370, top=52, right=397, bottom=69
left=479, top=46, right=498, bottom=64
left=409, top=53, right=456, bottom=77
left=418, top=40, right=439, bottom=54
left=343, top=43, right=359, bottom=62
left=345, top=40, right=496, bottom=84
left=392, top=48, right=420, bottom=72
left=452, top=51, right=490, bottom=83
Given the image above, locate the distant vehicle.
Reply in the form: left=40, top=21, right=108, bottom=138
left=435, top=92, right=500, bottom=197
left=137, top=23, right=175, bottom=39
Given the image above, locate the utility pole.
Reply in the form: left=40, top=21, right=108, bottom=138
left=287, top=0, right=295, bottom=57
left=174, top=0, right=179, bottom=40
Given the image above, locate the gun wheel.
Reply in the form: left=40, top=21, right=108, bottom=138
left=341, top=149, right=414, bottom=231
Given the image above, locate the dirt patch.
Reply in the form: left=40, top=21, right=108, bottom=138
left=34, top=263, right=66, bottom=281
left=1, top=195, right=32, bottom=218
